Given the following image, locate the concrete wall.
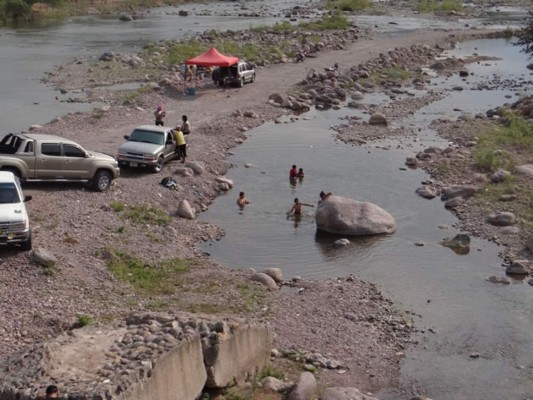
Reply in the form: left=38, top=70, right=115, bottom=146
left=125, top=335, right=207, bottom=400
left=204, top=325, right=273, bottom=388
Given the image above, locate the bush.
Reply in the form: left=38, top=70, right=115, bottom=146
left=415, top=0, right=462, bottom=13
left=300, top=13, right=350, bottom=31
left=327, top=0, right=371, bottom=12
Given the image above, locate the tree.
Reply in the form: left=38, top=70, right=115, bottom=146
left=515, top=11, right=533, bottom=58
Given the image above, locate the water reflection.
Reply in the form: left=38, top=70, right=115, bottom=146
left=314, top=230, right=387, bottom=260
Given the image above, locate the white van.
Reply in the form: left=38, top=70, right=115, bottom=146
left=212, top=61, right=256, bottom=87
left=0, top=171, right=32, bottom=250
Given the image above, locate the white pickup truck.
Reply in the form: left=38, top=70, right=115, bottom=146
left=0, top=171, right=32, bottom=250
left=0, top=133, right=120, bottom=191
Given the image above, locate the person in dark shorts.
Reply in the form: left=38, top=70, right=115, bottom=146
left=154, top=104, right=166, bottom=126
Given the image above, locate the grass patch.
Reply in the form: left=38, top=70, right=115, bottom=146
left=107, top=250, right=191, bottom=295
left=300, top=13, right=351, bottom=30
left=503, top=26, right=514, bottom=39
left=147, top=299, right=171, bottom=310
left=110, top=200, right=125, bottom=212
left=369, top=67, right=411, bottom=83
left=122, top=85, right=153, bottom=105
left=326, top=0, right=371, bottom=12
left=76, top=314, right=93, bottom=327
left=123, top=204, right=171, bottom=226
left=185, top=303, right=226, bottom=314
left=235, top=282, right=268, bottom=313
left=63, top=235, right=79, bottom=244
left=415, top=0, right=463, bottom=12
left=256, top=364, right=286, bottom=381
left=474, top=115, right=533, bottom=172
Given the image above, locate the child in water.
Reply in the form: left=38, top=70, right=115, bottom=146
left=287, top=198, right=313, bottom=215
left=237, top=192, right=250, bottom=207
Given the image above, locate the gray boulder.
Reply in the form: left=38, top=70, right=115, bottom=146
left=405, top=156, right=418, bottom=167
left=250, top=273, right=278, bottom=290
left=215, top=176, right=234, bottom=188
left=368, top=112, right=388, bottom=126
left=177, top=199, right=195, bottom=219
left=443, top=185, right=478, bottom=199
left=440, top=234, right=470, bottom=255
left=416, top=185, right=437, bottom=199
left=185, top=161, right=205, bottom=175
left=506, top=260, right=530, bottom=276
left=262, top=377, right=293, bottom=393
left=243, top=110, right=260, bottom=119
left=32, top=248, right=57, bottom=268
left=445, top=196, right=464, bottom=209
left=515, top=164, right=533, bottom=178
left=334, top=238, right=350, bottom=247
left=269, top=93, right=284, bottom=105
left=487, top=276, right=510, bottom=285
left=490, top=169, right=511, bottom=183
left=262, top=268, right=283, bottom=283
left=321, top=387, right=377, bottom=400
left=315, top=196, right=396, bottom=236
left=289, top=372, right=317, bottom=400
left=118, top=14, right=132, bottom=21
left=487, top=211, right=515, bottom=226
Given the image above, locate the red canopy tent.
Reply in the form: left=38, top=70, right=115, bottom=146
left=185, top=47, right=239, bottom=67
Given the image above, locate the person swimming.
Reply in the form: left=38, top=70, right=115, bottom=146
left=237, top=191, right=250, bottom=207
left=287, top=198, right=314, bottom=215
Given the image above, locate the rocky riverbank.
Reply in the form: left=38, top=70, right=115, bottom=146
left=1, top=7, right=532, bottom=399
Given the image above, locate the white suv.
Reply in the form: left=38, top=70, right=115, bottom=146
left=212, top=61, right=256, bottom=87
left=0, top=171, right=32, bottom=250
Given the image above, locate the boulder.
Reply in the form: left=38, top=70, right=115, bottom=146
left=315, top=195, right=396, bottom=236
left=444, top=196, right=464, bottom=209
left=351, top=91, right=364, bottom=100
left=178, top=10, right=188, bottom=16
left=487, top=276, right=510, bottom=285
left=405, top=156, right=418, bottom=167
left=99, top=51, right=114, bottom=62
left=118, top=14, right=132, bottom=21
left=32, top=248, right=57, bottom=268
left=321, top=387, right=378, bottom=400
left=185, top=161, right=205, bottom=175
left=443, top=185, right=478, bottom=199
left=29, top=125, right=43, bottom=131
left=250, top=273, right=278, bottom=290
left=440, top=234, right=470, bottom=255
left=289, top=372, right=317, bottom=400
left=215, top=176, right=234, bottom=188
left=269, top=93, right=284, bottom=105
left=490, top=169, right=511, bottom=183
left=506, top=260, right=530, bottom=276
left=243, top=110, right=260, bottom=119
left=177, top=200, right=195, bottom=219
left=262, top=377, right=293, bottom=393
left=415, top=185, right=437, bottom=199
left=262, top=268, right=283, bottom=283
left=487, top=211, right=515, bottom=226
left=174, top=167, right=193, bottom=177
left=368, top=112, right=388, bottom=125
left=334, top=238, right=350, bottom=247
left=515, top=164, right=533, bottom=178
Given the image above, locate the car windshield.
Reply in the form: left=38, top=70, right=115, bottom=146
left=128, top=129, right=164, bottom=145
left=0, top=183, right=21, bottom=204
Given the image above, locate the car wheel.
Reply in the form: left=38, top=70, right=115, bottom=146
left=239, top=78, right=244, bottom=88
left=218, top=79, right=224, bottom=87
left=92, top=170, right=112, bottom=192
left=251, top=73, right=256, bottom=83
left=20, top=233, right=32, bottom=251
left=152, top=156, right=164, bottom=173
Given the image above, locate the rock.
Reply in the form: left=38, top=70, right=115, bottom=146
left=32, top=248, right=57, bottom=268
left=490, top=169, right=511, bottom=183
left=218, top=182, right=230, bottom=191
left=243, top=110, right=260, bottom=119
left=215, top=176, right=234, bottom=188
left=440, top=234, right=470, bottom=254
left=174, top=167, right=194, bottom=177
left=99, top=51, right=114, bottom=62
left=250, top=273, right=278, bottom=290
left=368, top=112, right=387, bottom=126
left=452, top=86, right=464, bottom=91
left=410, top=396, right=433, bottom=400
left=515, top=164, right=533, bottom=178
left=262, top=377, right=293, bottom=393
left=289, top=372, right=317, bottom=400
left=415, top=185, right=437, bottom=199
left=118, top=14, right=132, bottom=21
left=321, top=387, right=378, bottom=400
left=185, top=161, right=205, bottom=175
left=178, top=10, right=188, bottom=16
left=269, top=93, right=284, bottom=105
left=443, top=185, right=478, bottom=199
left=501, top=226, right=520, bottom=235
left=177, top=200, right=195, bottom=219
left=315, top=195, right=396, bottom=236
left=487, top=276, right=510, bottom=285
left=506, top=260, right=530, bottom=276
left=487, top=211, right=515, bottom=227
left=459, top=70, right=469, bottom=77
left=334, top=238, right=350, bottom=247
left=351, top=91, right=364, bottom=100
left=29, top=125, right=43, bottom=131
left=262, top=268, right=283, bottom=283
left=445, top=196, right=464, bottom=209
left=527, top=63, right=533, bottom=71
left=405, top=156, right=418, bottom=167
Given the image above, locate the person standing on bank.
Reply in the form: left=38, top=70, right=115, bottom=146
left=174, top=126, right=187, bottom=164
left=45, top=385, right=59, bottom=400
left=181, top=115, right=191, bottom=135
left=154, top=104, right=166, bottom=126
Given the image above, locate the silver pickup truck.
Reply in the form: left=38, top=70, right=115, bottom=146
left=0, top=133, right=120, bottom=191
left=117, top=125, right=178, bottom=173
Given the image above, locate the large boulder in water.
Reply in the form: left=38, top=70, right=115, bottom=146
left=315, top=196, right=396, bottom=236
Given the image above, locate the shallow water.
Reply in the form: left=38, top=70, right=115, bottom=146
left=200, top=39, right=533, bottom=399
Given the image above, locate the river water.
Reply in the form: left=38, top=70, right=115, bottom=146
left=2, top=2, right=532, bottom=399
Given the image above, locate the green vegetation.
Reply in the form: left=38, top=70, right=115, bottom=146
left=0, top=0, right=63, bottom=23
left=235, top=283, right=268, bottom=313
left=300, top=12, right=350, bottom=30
left=326, top=0, right=371, bottom=12
left=503, top=26, right=514, bottom=39
left=112, top=203, right=171, bottom=226
left=515, top=11, right=533, bottom=57
left=369, top=67, right=412, bottom=83
left=76, top=314, right=93, bottom=327
left=107, top=250, right=191, bottom=295
left=414, top=0, right=463, bottom=13
left=122, top=85, right=153, bottom=105
left=256, top=364, right=285, bottom=381
left=474, top=116, right=533, bottom=172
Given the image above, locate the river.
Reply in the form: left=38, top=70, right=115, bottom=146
left=2, top=2, right=532, bottom=399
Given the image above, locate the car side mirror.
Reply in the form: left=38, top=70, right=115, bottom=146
left=85, top=152, right=90, bottom=158
left=24, top=195, right=32, bottom=202
left=166, top=139, right=173, bottom=145
left=124, top=135, right=130, bottom=140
